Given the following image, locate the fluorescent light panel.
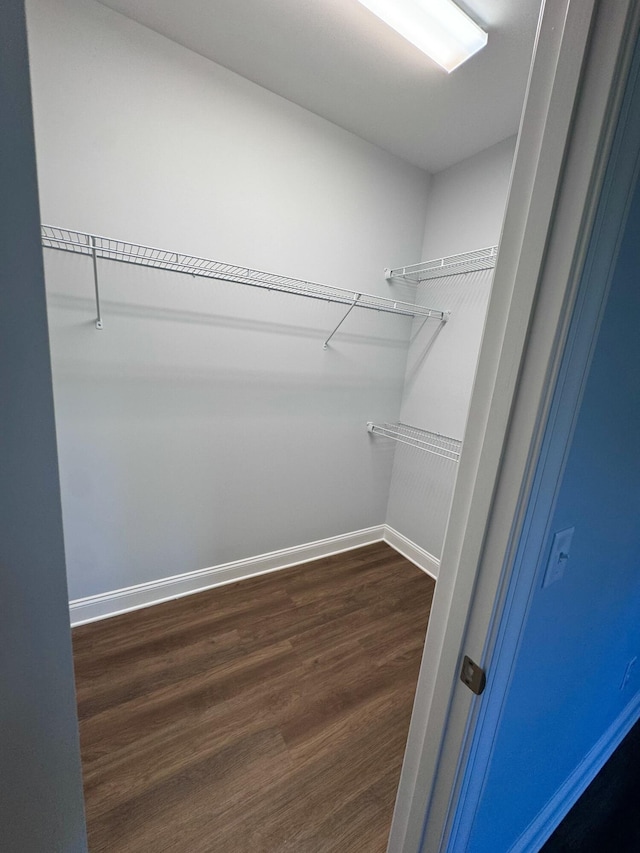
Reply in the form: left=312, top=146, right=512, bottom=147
left=358, top=0, right=487, bottom=72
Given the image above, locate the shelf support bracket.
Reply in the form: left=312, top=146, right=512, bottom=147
left=90, top=234, right=103, bottom=330
left=323, top=293, right=361, bottom=349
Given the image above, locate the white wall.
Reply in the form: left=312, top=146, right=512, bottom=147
left=421, top=136, right=518, bottom=260
left=0, top=1, right=86, bottom=848
left=386, top=138, right=516, bottom=560
left=467, top=138, right=640, bottom=853
left=26, top=0, right=431, bottom=600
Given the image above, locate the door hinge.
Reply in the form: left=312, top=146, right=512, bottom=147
left=460, top=655, right=486, bottom=696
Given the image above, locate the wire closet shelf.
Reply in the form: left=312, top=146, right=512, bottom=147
left=385, top=245, right=498, bottom=283
left=367, top=422, right=461, bottom=462
left=41, top=226, right=450, bottom=344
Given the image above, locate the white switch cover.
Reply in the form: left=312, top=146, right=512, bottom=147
left=543, top=527, right=575, bottom=588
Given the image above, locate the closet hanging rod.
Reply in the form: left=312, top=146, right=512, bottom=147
left=41, top=226, right=450, bottom=337
left=367, top=422, right=461, bottom=462
left=385, top=245, right=498, bottom=283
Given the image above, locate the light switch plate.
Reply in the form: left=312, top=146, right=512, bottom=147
left=543, top=526, right=575, bottom=588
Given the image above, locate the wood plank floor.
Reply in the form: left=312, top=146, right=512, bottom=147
left=72, top=542, right=435, bottom=852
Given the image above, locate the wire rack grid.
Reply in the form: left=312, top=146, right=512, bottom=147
left=367, top=421, right=462, bottom=461
left=41, top=225, right=450, bottom=321
left=385, top=246, right=498, bottom=283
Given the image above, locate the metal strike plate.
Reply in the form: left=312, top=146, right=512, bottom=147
left=460, top=655, right=486, bottom=696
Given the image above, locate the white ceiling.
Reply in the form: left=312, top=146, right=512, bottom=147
left=98, top=0, right=542, bottom=174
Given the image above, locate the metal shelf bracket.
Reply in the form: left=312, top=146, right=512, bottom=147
left=323, top=293, right=361, bottom=349
left=90, top=235, right=103, bottom=330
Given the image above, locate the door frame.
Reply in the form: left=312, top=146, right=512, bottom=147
left=443, top=28, right=640, bottom=848
left=389, top=1, right=640, bottom=851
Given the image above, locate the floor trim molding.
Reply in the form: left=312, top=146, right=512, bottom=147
left=69, top=525, right=439, bottom=626
left=383, top=526, right=440, bottom=581
left=509, top=689, right=640, bottom=853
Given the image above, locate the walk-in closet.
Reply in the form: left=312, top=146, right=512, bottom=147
left=24, top=0, right=542, bottom=849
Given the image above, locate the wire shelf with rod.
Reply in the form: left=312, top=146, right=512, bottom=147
left=385, top=245, right=498, bottom=283
left=367, top=421, right=461, bottom=462
left=41, top=225, right=450, bottom=345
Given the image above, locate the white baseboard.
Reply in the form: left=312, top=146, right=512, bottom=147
left=69, top=524, right=439, bottom=627
left=383, top=525, right=440, bottom=580
left=510, top=689, right=640, bottom=853
left=69, top=525, right=385, bottom=626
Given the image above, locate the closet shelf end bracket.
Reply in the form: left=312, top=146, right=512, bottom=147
left=90, top=234, right=104, bottom=330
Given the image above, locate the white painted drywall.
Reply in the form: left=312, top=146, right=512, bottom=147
left=0, top=2, right=87, bottom=848
left=26, top=0, right=430, bottom=600
left=386, top=138, right=516, bottom=559
left=421, top=136, right=518, bottom=260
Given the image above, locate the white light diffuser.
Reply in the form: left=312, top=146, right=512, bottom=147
left=358, top=0, right=488, bottom=72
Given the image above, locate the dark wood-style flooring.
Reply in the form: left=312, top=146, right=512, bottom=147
left=72, top=542, right=435, bottom=852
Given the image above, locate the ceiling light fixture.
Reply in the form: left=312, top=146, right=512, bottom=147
left=357, top=0, right=488, bottom=73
